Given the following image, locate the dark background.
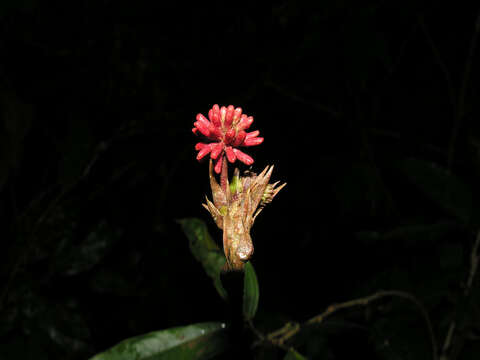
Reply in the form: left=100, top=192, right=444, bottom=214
left=1, top=0, right=480, bottom=359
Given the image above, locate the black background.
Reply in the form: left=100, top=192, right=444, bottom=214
left=1, top=1, right=480, bottom=359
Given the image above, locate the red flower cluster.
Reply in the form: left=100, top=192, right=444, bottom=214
left=193, top=104, right=264, bottom=173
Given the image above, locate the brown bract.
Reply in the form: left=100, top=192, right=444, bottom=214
left=203, top=159, right=286, bottom=271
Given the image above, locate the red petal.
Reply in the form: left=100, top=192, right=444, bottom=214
left=192, top=128, right=198, bottom=134
left=233, top=107, right=242, bottom=124
left=243, top=137, right=264, bottom=146
left=233, top=148, right=254, bottom=165
left=225, top=146, right=236, bottom=163
left=225, top=105, right=234, bottom=127
left=224, top=128, right=235, bottom=144
left=196, top=144, right=212, bottom=160
left=195, top=142, right=207, bottom=150
left=208, top=124, right=223, bottom=139
left=194, top=121, right=210, bottom=137
left=232, top=130, right=246, bottom=146
left=237, top=115, right=253, bottom=131
left=220, top=106, right=227, bottom=124
left=214, top=156, right=223, bottom=174
left=245, top=130, right=259, bottom=138
left=210, top=142, right=224, bottom=159
left=211, top=104, right=221, bottom=127
left=196, top=113, right=210, bottom=127
left=208, top=109, right=214, bottom=121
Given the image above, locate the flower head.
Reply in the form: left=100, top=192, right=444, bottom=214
left=193, top=104, right=264, bottom=173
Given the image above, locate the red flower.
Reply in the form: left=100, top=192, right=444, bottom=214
left=193, top=104, right=264, bottom=173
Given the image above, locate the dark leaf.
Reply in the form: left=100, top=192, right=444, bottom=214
left=55, top=220, right=121, bottom=277
left=356, top=222, right=457, bottom=246
left=284, top=348, right=308, bottom=360
left=243, top=261, right=259, bottom=321
left=399, top=158, right=472, bottom=223
left=177, top=218, right=227, bottom=299
left=89, top=322, right=228, bottom=360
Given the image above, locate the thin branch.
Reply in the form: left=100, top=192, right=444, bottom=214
left=369, top=128, right=445, bottom=155
left=457, top=10, right=480, bottom=123
left=440, top=230, right=480, bottom=360
left=466, top=230, right=480, bottom=293
left=447, top=9, right=480, bottom=170
left=264, top=80, right=342, bottom=119
left=416, top=13, right=456, bottom=111
left=254, top=290, right=438, bottom=360
left=441, top=324, right=456, bottom=360
left=381, top=20, right=419, bottom=84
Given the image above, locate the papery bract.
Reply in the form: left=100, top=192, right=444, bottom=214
left=203, top=160, right=286, bottom=271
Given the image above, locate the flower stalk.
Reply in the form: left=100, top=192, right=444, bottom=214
left=194, top=104, right=285, bottom=271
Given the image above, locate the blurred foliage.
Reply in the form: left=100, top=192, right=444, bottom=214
left=399, top=158, right=473, bottom=224
left=177, top=218, right=227, bottom=300
left=243, top=261, right=260, bottom=321
left=0, top=0, right=480, bottom=359
left=89, top=322, right=228, bottom=360
left=284, top=348, right=308, bottom=360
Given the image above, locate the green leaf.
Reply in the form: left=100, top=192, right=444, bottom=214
left=399, top=158, right=472, bottom=223
left=89, top=322, right=228, bottom=360
left=177, top=218, right=227, bottom=299
left=243, top=261, right=259, bottom=321
left=284, top=348, right=307, bottom=360
left=55, top=220, right=121, bottom=276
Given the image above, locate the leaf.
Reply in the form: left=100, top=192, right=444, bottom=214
left=89, top=268, right=138, bottom=296
left=89, top=322, right=228, bottom=360
left=382, top=222, right=457, bottom=247
left=243, top=261, right=259, bottom=321
left=333, top=161, right=392, bottom=219
left=55, top=220, right=121, bottom=276
left=398, top=158, right=472, bottom=223
left=58, top=117, right=95, bottom=185
left=284, top=348, right=308, bottom=360
left=177, top=218, right=227, bottom=299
